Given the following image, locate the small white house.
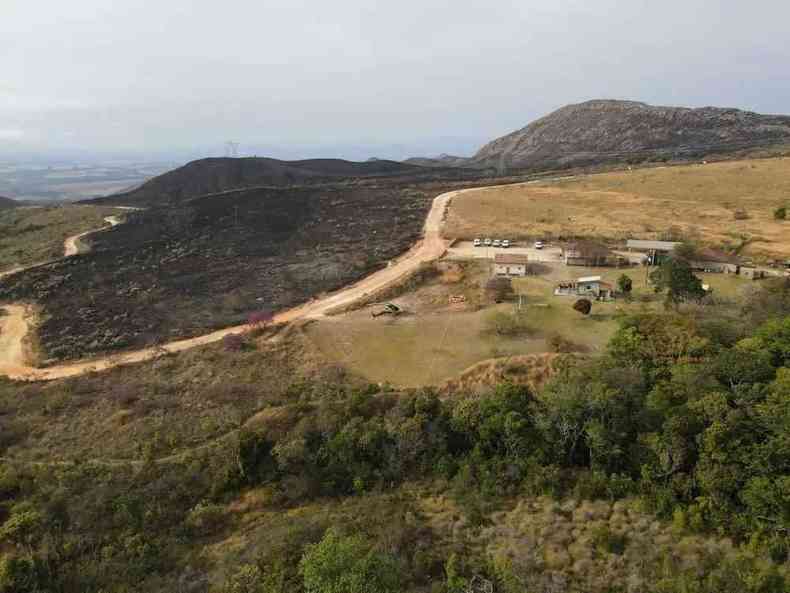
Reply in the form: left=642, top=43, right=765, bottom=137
left=554, top=275, right=615, bottom=300
left=494, top=253, right=528, bottom=276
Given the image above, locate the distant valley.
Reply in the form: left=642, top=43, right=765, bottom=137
left=0, top=161, right=175, bottom=202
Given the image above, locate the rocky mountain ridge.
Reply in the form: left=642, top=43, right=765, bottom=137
left=410, top=100, right=790, bottom=171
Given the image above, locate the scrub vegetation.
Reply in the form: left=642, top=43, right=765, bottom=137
left=1, top=277, right=788, bottom=592
left=0, top=205, right=116, bottom=272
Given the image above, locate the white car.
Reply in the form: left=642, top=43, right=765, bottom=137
left=473, top=238, right=482, bottom=247
left=484, top=238, right=492, bottom=246
left=502, top=239, right=510, bottom=248
left=534, top=240, right=545, bottom=249
left=492, top=239, right=501, bottom=247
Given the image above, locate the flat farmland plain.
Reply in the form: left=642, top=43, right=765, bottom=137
left=444, top=157, right=790, bottom=259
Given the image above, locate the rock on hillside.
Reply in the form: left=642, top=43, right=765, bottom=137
left=0, top=196, right=18, bottom=209
left=473, top=100, right=790, bottom=170
left=84, top=157, right=434, bottom=207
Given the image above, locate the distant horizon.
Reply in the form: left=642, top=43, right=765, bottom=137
left=3, top=96, right=790, bottom=167
left=4, top=0, right=790, bottom=163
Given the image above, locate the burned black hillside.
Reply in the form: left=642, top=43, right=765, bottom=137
left=0, top=181, right=451, bottom=362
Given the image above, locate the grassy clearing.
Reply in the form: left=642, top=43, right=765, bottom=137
left=0, top=204, right=117, bottom=271
left=306, top=261, right=755, bottom=387
left=445, top=157, right=790, bottom=259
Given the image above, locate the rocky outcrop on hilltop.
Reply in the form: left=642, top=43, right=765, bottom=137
left=472, top=100, right=790, bottom=170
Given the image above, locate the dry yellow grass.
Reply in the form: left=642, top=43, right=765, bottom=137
left=439, top=353, right=576, bottom=396
left=444, top=157, right=790, bottom=259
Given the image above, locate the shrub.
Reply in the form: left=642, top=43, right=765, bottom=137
left=223, top=333, right=247, bottom=352
left=222, top=562, right=286, bottom=593
left=185, top=501, right=226, bottom=535
left=299, top=528, right=400, bottom=593
left=774, top=206, right=787, bottom=220
left=573, top=298, right=592, bottom=315
left=485, top=276, right=514, bottom=303
left=248, top=310, right=275, bottom=329
left=485, top=310, right=532, bottom=336
left=591, top=525, right=628, bottom=556
left=617, top=274, right=633, bottom=297
left=733, top=209, right=750, bottom=220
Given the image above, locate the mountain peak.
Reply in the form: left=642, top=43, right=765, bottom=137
left=473, top=100, right=790, bottom=170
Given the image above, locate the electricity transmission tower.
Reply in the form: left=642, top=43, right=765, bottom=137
left=225, top=141, right=240, bottom=158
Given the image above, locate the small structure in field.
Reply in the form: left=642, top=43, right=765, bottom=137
left=739, top=266, right=766, bottom=281
left=563, top=240, right=626, bottom=267
left=688, top=248, right=740, bottom=274
left=554, top=275, right=614, bottom=300
left=494, top=253, right=529, bottom=276
left=626, top=239, right=680, bottom=265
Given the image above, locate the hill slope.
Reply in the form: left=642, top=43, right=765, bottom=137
left=403, top=154, right=474, bottom=168
left=85, top=157, right=437, bottom=206
left=472, top=99, right=790, bottom=170
left=0, top=196, right=18, bottom=209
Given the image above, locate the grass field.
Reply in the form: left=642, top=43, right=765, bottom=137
left=0, top=204, right=118, bottom=272
left=305, top=261, right=753, bottom=388
left=445, top=157, right=790, bottom=259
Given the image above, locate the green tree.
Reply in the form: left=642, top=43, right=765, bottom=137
left=673, top=241, right=698, bottom=260
left=299, top=528, right=400, bottom=593
left=485, top=276, right=513, bottom=303
left=0, top=554, right=49, bottom=593
left=739, top=316, right=790, bottom=367
left=773, top=206, right=787, bottom=220
left=617, top=274, right=633, bottom=300
left=0, top=506, right=46, bottom=555
left=649, top=257, right=706, bottom=306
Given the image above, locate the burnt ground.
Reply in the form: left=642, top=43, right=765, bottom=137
left=84, top=156, right=486, bottom=207
left=0, top=178, right=484, bottom=363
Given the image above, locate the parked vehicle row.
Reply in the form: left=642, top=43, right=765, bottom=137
left=472, top=238, right=546, bottom=249
left=474, top=238, right=511, bottom=248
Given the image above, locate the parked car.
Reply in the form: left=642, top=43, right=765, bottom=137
left=484, top=238, right=492, bottom=246
left=502, top=239, right=510, bottom=248
left=473, top=238, right=481, bottom=247
left=492, top=239, right=501, bottom=247
left=534, top=240, right=545, bottom=249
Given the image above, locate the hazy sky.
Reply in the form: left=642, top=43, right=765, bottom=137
left=2, top=0, right=789, bottom=161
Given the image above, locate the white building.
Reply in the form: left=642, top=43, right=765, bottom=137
left=494, top=253, right=529, bottom=276
left=554, top=275, right=615, bottom=300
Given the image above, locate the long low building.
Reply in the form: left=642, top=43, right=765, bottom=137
left=626, top=239, right=681, bottom=252
left=494, top=253, right=529, bottom=276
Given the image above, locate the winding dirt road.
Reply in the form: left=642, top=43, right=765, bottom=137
left=0, top=189, right=462, bottom=381
left=63, top=215, right=125, bottom=257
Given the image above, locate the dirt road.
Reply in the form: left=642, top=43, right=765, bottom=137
left=63, top=215, right=125, bottom=257
left=4, top=181, right=582, bottom=381
left=0, top=189, right=468, bottom=381
left=0, top=304, right=28, bottom=375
